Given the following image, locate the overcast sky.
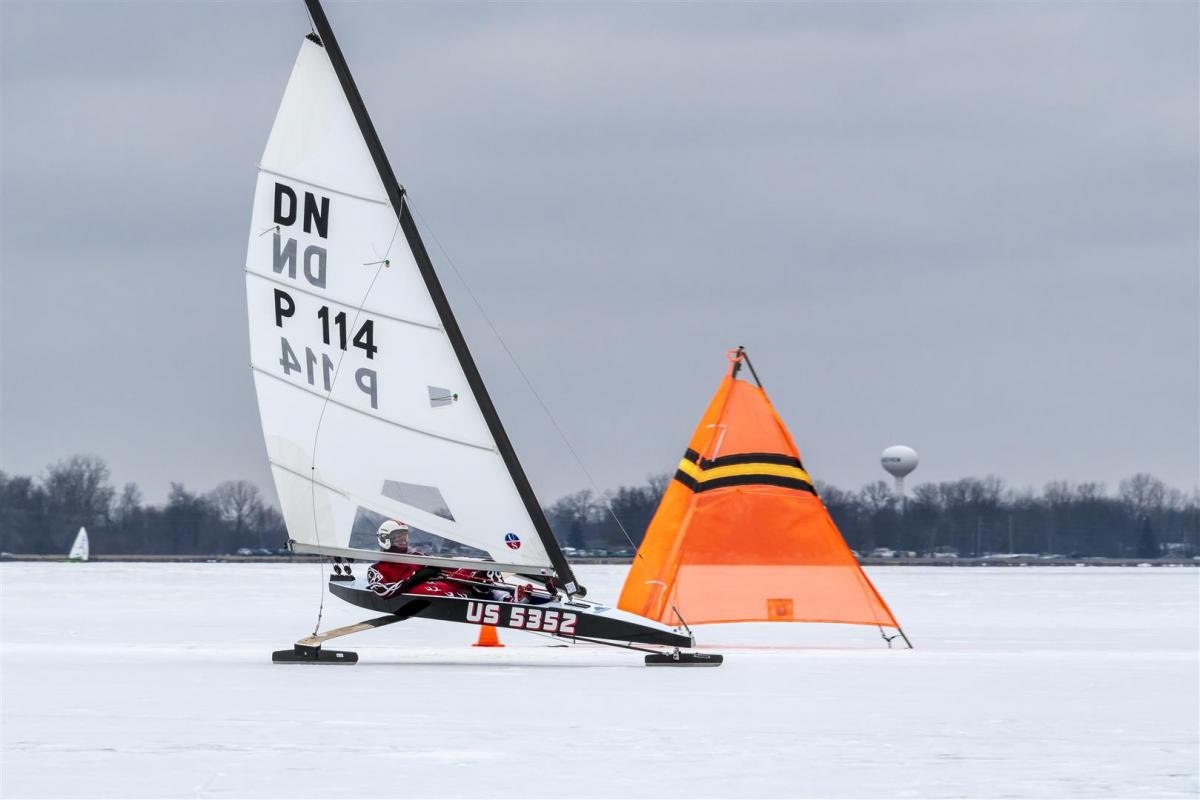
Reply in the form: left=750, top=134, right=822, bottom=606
left=2, top=1, right=1197, bottom=508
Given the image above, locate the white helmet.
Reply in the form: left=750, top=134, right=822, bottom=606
left=377, top=519, right=409, bottom=550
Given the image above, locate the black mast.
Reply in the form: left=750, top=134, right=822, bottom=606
left=302, top=0, right=583, bottom=596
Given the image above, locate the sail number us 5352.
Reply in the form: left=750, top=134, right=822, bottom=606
left=465, top=602, right=577, bottom=635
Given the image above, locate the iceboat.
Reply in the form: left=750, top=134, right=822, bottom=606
left=68, top=527, right=89, bottom=563
left=617, top=348, right=912, bottom=648
left=246, top=0, right=716, bottom=666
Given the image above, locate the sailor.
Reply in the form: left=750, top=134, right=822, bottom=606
left=366, top=520, right=513, bottom=601
left=377, top=519, right=413, bottom=554
left=366, top=520, right=449, bottom=597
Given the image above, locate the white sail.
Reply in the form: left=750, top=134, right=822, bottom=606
left=68, top=527, right=89, bottom=562
left=245, top=38, right=556, bottom=572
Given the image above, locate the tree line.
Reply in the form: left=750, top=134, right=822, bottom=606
left=548, top=474, right=1199, bottom=559
left=0, top=456, right=285, bottom=556
left=1, top=454, right=1197, bottom=558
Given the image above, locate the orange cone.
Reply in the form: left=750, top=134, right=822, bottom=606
left=473, top=625, right=504, bottom=647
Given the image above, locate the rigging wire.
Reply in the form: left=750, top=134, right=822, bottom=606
left=405, top=194, right=644, bottom=557
left=293, top=0, right=324, bottom=637
left=304, top=212, right=401, bottom=636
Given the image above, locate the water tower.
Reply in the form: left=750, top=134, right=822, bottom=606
left=881, top=445, right=919, bottom=499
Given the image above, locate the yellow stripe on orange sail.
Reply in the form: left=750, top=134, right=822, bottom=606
left=675, top=458, right=812, bottom=486
left=697, top=461, right=812, bottom=485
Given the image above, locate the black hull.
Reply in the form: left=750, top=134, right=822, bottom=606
left=328, top=581, right=691, bottom=648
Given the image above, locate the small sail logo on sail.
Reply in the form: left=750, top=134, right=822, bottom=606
left=767, top=598, right=794, bottom=621
left=504, top=533, right=521, bottom=550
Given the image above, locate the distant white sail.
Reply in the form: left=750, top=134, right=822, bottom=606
left=245, top=38, right=557, bottom=573
left=68, top=527, right=89, bottom=562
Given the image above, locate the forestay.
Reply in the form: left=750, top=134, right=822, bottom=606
left=244, top=37, right=556, bottom=573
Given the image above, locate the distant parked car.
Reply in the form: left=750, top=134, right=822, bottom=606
left=236, top=548, right=254, bottom=556
left=255, top=548, right=273, bottom=556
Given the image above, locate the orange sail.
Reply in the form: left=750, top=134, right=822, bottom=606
left=619, top=349, right=904, bottom=632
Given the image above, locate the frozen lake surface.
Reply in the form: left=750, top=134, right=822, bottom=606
left=2, top=564, right=1196, bottom=798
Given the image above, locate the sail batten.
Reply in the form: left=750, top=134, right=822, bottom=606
left=251, top=368, right=496, bottom=451
left=269, top=460, right=349, bottom=498
left=246, top=271, right=443, bottom=331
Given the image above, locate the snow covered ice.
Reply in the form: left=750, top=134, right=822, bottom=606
left=2, top=564, right=1196, bottom=798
